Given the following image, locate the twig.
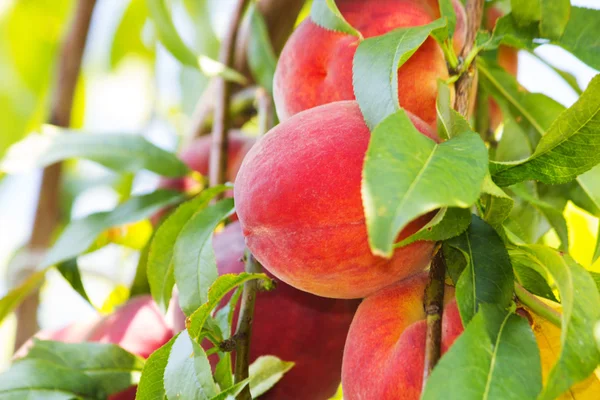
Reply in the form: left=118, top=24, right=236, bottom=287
left=514, top=283, right=561, bottom=328
left=234, top=252, right=262, bottom=400
left=209, top=0, right=251, bottom=190
left=421, top=245, right=446, bottom=388
left=256, top=88, right=274, bottom=136
left=454, top=0, right=485, bottom=116
left=13, top=0, right=97, bottom=351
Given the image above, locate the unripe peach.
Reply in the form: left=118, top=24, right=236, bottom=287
left=173, top=221, right=359, bottom=399
left=234, top=101, right=437, bottom=299
left=273, top=0, right=467, bottom=125
left=342, top=273, right=463, bottom=399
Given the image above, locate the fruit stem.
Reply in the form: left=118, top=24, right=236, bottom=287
left=514, top=283, right=562, bottom=328
left=454, top=0, right=485, bottom=116
left=422, top=244, right=447, bottom=389
left=209, top=0, right=251, bottom=192
left=13, top=0, right=97, bottom=351
left=234, top=252, right=263, bottom=400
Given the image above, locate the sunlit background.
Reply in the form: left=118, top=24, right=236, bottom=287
left=0, top=0, right=598, bottom=371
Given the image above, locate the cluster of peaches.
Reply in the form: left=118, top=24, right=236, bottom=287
left=17, top=1, right=522, bottom=399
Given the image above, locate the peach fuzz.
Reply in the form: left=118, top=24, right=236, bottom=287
left=342, top=273, right=463, bottom=400
left=15, top=295, right=174, bottom=400
left=273, top=0, right=467, bottom=125
left=173, top=221, right=359, bottom=400
left=234, top=101, right=437, bottom=299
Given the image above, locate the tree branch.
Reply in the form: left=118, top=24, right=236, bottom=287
left=454, top=0, right=485, bottom=116
left=209, top=0, right=251, bottom=190
left=234, top=252, right=262, bottom=400
left=421, top=245, right=446, bottom=388
left=13, top=0, right=97, bottom=351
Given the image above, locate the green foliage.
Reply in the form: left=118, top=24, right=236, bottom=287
left=362, top=109, right=487, bottom=257
left=246, top=4, right=278, bottom=94
left=558, top=7, right=600, bottom=70
left=353, top=19, right=446, bottom=129
left=395, top=208, right=472, bottom=248
left=447, top=216, right=514, bottom=324
left=310, top=0, right=362, bottom=38
left=57, top=258, right=92, bottom=304
left=0, top=129, right=190, bottom=177
left=147, top=185, right=232, bottom=312
left=111, top=0, right=155, bottom=69
left=422, top=305, right=542, bottom=400
left=248, top=356, right=295, bottom=398
left=0, top=268, right=48, bottom=326
left=511, top=245, right=600, bottom=398
left=136, top=334, right=176, bottom=400
left=480, top=175, right=514, bottom=227
left=44, top=190, right=183, bottom=267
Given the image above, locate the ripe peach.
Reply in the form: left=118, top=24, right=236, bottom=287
left=341, top=273, right=463, bottom=399
left=173, top=221, right=359, bottom=399
left=273, top=0, right=467, bottom=125
left=485, top=6, right=518, bottom=130
left=234, top=101, right=437, bottom=299
left=15, top=296, right=174, bottom=400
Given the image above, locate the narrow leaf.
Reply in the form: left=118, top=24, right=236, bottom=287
left=490, top=74, right=600, bottom=186
left=510, top=0, right=541, bottom=27
left=0, top=128, right=189, bottom=177
left=395, top=208, right=471, bottom=248
left=147, top=185, right=232, bottom=312
left=57, top=259, right=92, bottom=305
left=437, top=0, right=456, bottom=39
left=188, top=273, right=274, bottom=341
left=363, top=110, right=487, bottom=257
left=556, top=7, right=600, bottom=70
left=448, top=215, right=514, bottom=324
left=174, top=198, right=235, bottom=316
left=210, top=379, right=250, bottom=400
left=0, top=268, right=47, bottom=325
left=43, top=190, right=183, bottom=267
left=136, top=334, right=177, bottom=400
left=249, top=356, right=295, bottom=398
left=510, top=251, right=558, bottom=302
left=353, top=19, right=446, bottom=129
left=577, top=164, right=600, bottom=263
left=422, top=305, right=542, bottom=400
left=247, top=4, right=277, bottom=93
left=481, top=174, right=514, bottom=227
left=310, top=0, right=361, bottom=38
left=110, top=0, right=155, bottom=69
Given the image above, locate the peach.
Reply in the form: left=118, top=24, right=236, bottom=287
left=15, top=295, right=174, bottom=400
left=234, top=101, right=437, bottom=299
left=485, top=6, right=518, bottom=130
left=273, top=0, right=467, bottom=125
left=173, top=221, right=359, bottom=399
left=341, top=273, right=463, bottom=399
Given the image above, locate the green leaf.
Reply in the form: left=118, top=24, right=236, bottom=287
left=249, top=356, right=295, bottom=398
left=540, top=0, right=571, bottom=40
left=110, top=0, right=155, bottom=69
left=164, top=330, right=218, bottom=400
left=422, top=305, right=542, bottom=400
left=353, top=19, right=446, bottom=129
left=174, top=198, right=235, bottom=316
left=0, top=359, right=103, bottom=400
left=136, top=334, right=177, bottom=400
left=25, top=340, right=144, bottom=396
left=210, top=380, right=250, bottom=400
left=447, top=215, right=514, bottom=324
left=513, top=245, right=600, bottom=399
left=435, top=81, right=452, bottom=141
left=577, top=164, right=600, bottom=263
left=188, top=273, right=274, bottom=341
left=0, top=268, right=48, bottom=326
left=510, top=0, right=541, bottom=27
left=556, top=7, right=600, bottom=70
left=480, top=174, right=514, bottom=227
left=490, top=74, right=600, bottom=186
left=57, top=258, right=92, bottom=305
left=495, top=112, right=533, bottom=162
left=148, top=185, right=232, bottom=312
left=510, top=184, right=569, bottom=251
left=510, top=251, right=558, bottom=302
left=145, top=0, right=245, bottom=83
left=437, top=0, right=456, bottom=40
left=246, top=4, right=277, bottom=94
left=129, top=236, right=152, bottom=297
left=310, top=0, right=361, bottom=38
left=44, top=190, right=183, bottom=267
left=0, top=129, right=190, bottom=177
left=363, top=110, right=488, bottom=257
left=395, top=208, right=472, bottom=248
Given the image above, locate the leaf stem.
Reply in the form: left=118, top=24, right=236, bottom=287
left=233, top=252, right=262, bottom=400
left=209, top=0, right=251, bottom=192
left=13, top=0, right=97, bottom=351
left=422, top=244, right=447, bottom=389
left=514, top=283, right=561, bottom=328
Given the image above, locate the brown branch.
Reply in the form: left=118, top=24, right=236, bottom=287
left=233, top=253, right=262, bottom=400
left=422, top=247, right=446, bottom=388
left=209, top=0, right=251, bottom=190
left=13, top=0, right=97, bottom=351
left=256, top=87, right=274, bottom=137
left=454, top=0, right=485, bottom=116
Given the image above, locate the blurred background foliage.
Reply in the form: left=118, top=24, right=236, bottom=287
left=0, top=0, right=598, bottom=376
